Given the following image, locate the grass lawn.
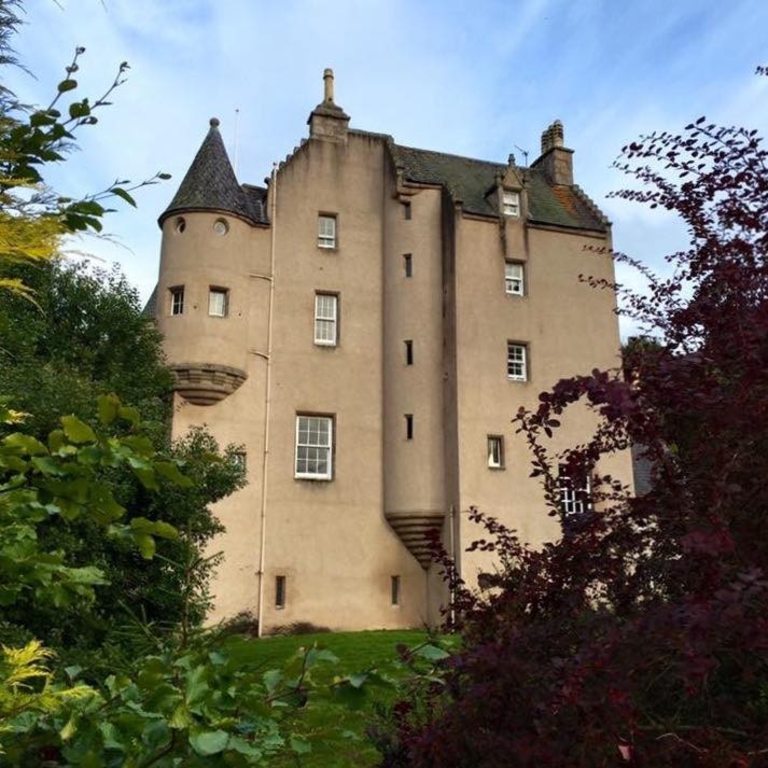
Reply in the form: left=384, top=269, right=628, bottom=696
left=245, top=628, right=432, bottom=767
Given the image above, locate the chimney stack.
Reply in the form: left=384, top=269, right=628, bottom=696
left=308, top=67, right=350, bottom=142
left=533, top=119, right=573, bottom=186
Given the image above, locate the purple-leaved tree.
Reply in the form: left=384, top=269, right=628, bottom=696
left=380, top=91, right=768, bottom=767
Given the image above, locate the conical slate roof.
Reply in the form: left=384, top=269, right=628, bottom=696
left=159, top=118, right=266, bottom=226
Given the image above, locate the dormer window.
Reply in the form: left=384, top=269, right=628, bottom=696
left=502, top=190, right=520, bottom=217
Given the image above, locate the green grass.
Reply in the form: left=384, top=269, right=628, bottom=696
left=245, top=628, right=430, bottom=767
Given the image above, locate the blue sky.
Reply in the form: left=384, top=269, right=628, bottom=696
left=7, top=0, right=768, bottom=337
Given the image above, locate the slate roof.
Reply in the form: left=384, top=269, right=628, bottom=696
left=162, top=122, right=606, bottom=233
left=159, top=118, right=269, bottom=226
left=142, top=284, right=157, bottom=318
left=391, top=144, right=608, bottom=232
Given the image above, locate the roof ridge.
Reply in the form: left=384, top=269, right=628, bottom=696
left=395, top=142, right=515, bottom=171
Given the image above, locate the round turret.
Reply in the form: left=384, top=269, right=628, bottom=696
left=155, top=119, right=268, bottom=405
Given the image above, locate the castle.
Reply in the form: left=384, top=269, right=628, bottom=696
left=152, top=70, right=631, bottom=634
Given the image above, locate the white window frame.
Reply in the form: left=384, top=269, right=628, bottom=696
left=558, top=466, right=592, bottom=516
left=487, top=435, right=504, bottom=469
left=208, top=287, right=229, bottom=317
left=314, top=293, right=338, bottom=346
left=169, top=286, right=184, bottom=316
left=505, top=262, right=524, bottom=296
left=295, top=415, right=333, bottom=480
left=502, top=190, right=520, bottom=217
left=507, top=342, right=527, bottom=381
left=317, top=214, right=337, bottom=249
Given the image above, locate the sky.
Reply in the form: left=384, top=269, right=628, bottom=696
left=7, top=0, right=768, bottom=338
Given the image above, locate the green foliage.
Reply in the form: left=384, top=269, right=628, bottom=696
left=0, top=640, right=95, bottom=754
left=2, top=634, right=334, bottom=765
left=0, top=396, right=182, bottom=619
left=0, top=259, right=173, bottom=439
left=1, top=628, right=438, bottom=765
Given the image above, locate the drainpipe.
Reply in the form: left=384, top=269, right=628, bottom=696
left=448, top=504, right=456, bottom=627
left=256, top=163, right=278, bottom=638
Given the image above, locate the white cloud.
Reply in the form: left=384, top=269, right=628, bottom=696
left=6, top=0, right=768, bottom=311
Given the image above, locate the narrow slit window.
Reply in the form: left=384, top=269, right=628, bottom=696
left=405, top=340, right=413, bottom=365
left=487, top=436, right=504, bottom=469
left=405, top=414, right=413, bottom=440
left=404, top=253, right=413, bottom=277
left=391, top=575, right=401, bottom=606
left=209, top=287, right=229, bottom=317
left=169, top=286, right=184, bottom=316
left=403, top=201, right=412, bottom=220
left=275, top=576, right=286, bottom=609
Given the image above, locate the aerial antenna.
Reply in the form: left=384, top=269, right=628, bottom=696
left=514, top=144, right=529, bottom=166
left=233, top=108, right=241, bottom=176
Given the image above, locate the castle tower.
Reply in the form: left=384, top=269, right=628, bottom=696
left=155, top=118, right=273, bottom=624
left=151, top=78, right=631, bottom=633
left=156, top=117, right=268, bottom=405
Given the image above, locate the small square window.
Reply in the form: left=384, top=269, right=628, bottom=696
left=391, top=575, right=401, bottom=606
left=314, top=293, right=338, bottom=346
left=558, top=465, right=592, bottom=517
left=318, top=214, right=336, bottom=248
left=295, top=415, right=333, bottom=480
left=275, top=575, right=286, bottom=609
left=404, top=254, right=413, bottom=278
left=507, top=342, right=528, bottom=381
left=502, top=190, right=520, bottom=217
left=169, top=286, right=184, bottom=316
left=209, top=287, right=229, bottom=317
left=405, top=414, right=413, bottom=440
left=232, top=451, right=246, bottom=471
left=405, top=340, right=413, bottom=365
left=487, top=436, right=504, bottom=469
left=505, top=263, right=524, bottom=296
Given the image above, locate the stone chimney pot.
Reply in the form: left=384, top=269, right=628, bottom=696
left=323, top=68, right=334, bottom=103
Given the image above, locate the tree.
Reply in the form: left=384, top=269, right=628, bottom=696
left=0, top=259, right=173, bottom=438
left=381, top=115, right=768, bottom=766
left=0, top=0, right=238, bottom=677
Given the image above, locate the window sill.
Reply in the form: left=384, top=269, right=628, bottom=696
left=294, top=474, right=333, bottom=482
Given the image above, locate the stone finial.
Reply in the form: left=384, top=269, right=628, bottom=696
left=323, top=68, right=334, bottom=103
left=210, top=117, right=220, bottom=128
